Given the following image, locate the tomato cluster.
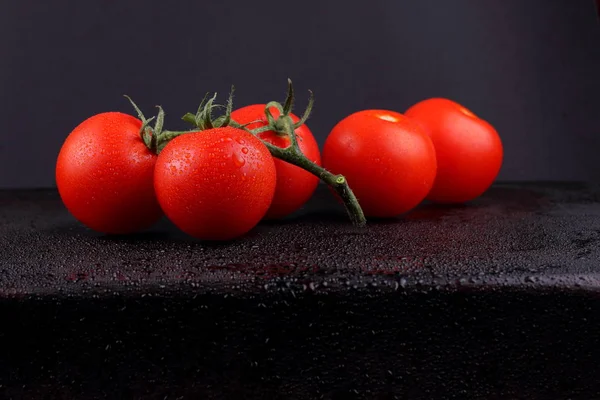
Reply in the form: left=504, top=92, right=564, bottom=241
left=56, top=83, right=503, bottom=241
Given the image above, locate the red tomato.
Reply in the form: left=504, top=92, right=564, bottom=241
left=56, top=112, right=162, bottom=234
left=405, top=98, right=503, bottom=203
left=231, top=105, right=321, bottom=219
left=154, top=127, right=276, bottom=241
left=322, top=110, right=437, bottom=217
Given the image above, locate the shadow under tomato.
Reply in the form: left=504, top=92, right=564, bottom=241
left=260, top=210, right=350, bottom=225
left=99, top=229, right=254, bottom=248
left=259, top=205, right=459, bottom=226
left=98, top=230, right=174, bottom=243
left=403, top=202, right=470, bottom=221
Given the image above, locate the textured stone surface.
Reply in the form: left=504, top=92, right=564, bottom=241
left=0, top=183, right=599, bottom=398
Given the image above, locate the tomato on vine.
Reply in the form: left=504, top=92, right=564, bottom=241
left=154, top=127, right=277, bottom=241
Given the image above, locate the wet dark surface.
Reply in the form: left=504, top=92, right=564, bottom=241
left=1, top=182, right=599, bottom=296
left=1, top=183, right=600, bottom=399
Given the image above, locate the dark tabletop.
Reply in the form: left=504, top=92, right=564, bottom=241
left=1, top=183, right=600, bottom=399
left=1, top=182, right=599, bottom=297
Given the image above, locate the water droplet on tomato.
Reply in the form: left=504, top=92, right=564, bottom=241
left=236, top=138, right=245, bottom=145
left=241, top=147, right=249, bottom=154
left=225, top=137, right=232, bottom=142
left=232, top=153, right=245, bottom=168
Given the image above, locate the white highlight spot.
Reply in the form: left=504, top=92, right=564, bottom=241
left=377, top=114, right=399, bottom=123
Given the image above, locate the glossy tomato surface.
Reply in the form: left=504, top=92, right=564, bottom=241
left=405, top=98, right=503, bottom=204
left=154, top=127, right=276, bottom=241
left=231, top=105, right=321, bottom=219
left=323, top=110, right=437, bottom=217
left=56, top=112, right=162, bottom=234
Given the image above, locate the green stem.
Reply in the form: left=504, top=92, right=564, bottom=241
left=123, top=95, right=156, bottom=152
left=266, top=142, right=366, bottom=226
left=266, top=117, right=366, bottom=227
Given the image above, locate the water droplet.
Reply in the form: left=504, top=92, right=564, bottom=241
left=241, top=147, right=249, bottom=154
left=236, top=138, right=245, bottom=145
left=232, top=153, right=246, bottom=168
left=225, top=137, right=232, bottom=142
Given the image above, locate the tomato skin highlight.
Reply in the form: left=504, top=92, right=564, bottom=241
left=154, top=127, right=276, bottom=241
left=322, top=110, right=437, bottom=217
left=55, top=112, right=162, bottom=234
left=405, top=98, right=503, bottom=204
left=230, top=105, right=321, bottom=219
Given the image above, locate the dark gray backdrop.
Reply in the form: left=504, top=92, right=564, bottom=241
left=1, top=0, right=599, bottom=189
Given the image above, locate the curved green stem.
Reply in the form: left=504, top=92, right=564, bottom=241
left=263, top=116, right=366, bottom=227
left=267, top=143, right=365, bottom=226
left=124, top=95, right=156, bottom=151
left=294, top=89, right=314, bottom=129
left=282, top=78, right=295, bottom=115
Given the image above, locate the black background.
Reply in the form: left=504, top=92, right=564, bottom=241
left=1, top=0, right=599, bottom=189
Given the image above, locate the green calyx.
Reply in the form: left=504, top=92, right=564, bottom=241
left=181, top=86, right=249, bottom=131
left=124, top=95, right=192, bottom=155
left=247, top=79, right=315, bottom=139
